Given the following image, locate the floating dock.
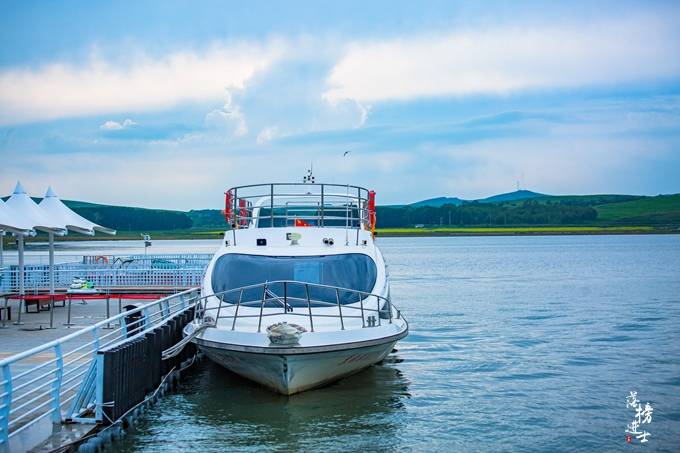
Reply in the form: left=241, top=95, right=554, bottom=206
left=0, top=254, right=207, bottom=452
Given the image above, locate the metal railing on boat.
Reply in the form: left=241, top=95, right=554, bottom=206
left=0, top=288, right=201, bottom=446
left=224, top=183, right=372, bottom=230
left=194, top=280, right=404, bottom=332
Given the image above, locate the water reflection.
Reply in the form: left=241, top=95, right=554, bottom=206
left=114, top=357, right=410, bottom=452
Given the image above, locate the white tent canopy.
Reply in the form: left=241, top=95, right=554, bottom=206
left=2, top=181, right=116, bottom=297
left=0, top=196, right=35, bottom=234
left=39, top=186, right=116, bottom=235
left=5, top=182, right=66, bottom=235
left=0, top=198, right=35, bottom=271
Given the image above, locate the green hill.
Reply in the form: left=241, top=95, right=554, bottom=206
left=410, top=190, right=545, bottom=207
left=595, top=195, right=680, bottom=225
left=378, top=193, right=680, bottom=228
left=2, top=196, right=194, bottom=231
left=3, top=191, right=679, bottom=232
left=410, top=197, right=463, bottom=207
left=478, top=190, right=546, bottom=203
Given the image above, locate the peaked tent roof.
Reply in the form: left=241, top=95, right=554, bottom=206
left=39, top=186, right=116, bottom=235
left=0, top=192, right=37, bottom=235
left=4, top=182, right=66, bottom=234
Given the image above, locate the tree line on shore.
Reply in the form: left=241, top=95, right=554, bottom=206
left=73, top=206, right=193, bottom=231
left=70, top=200, right=600, bottom=230
left=376, top=200, right=598, bottom=227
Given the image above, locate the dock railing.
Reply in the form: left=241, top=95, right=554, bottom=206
left=0, top=288, right=200, bottom=447
left=0, top=253, right=212, bottom=293
left=195, top=280, right=404, bottom=332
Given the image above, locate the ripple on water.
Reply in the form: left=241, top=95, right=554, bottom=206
left=507, top=338, right=550, bottom=348
left=614, top=322, right=652, bottom=332
left=516, top=314, right=566, bottom=321
left=564, top=356, right=606, bottom=367
left=637, top=316, right=667, bottom=322
left=588, top=335, right=635, bottom=343
left=665, top=411, right=680, bottom=422
left=445, top=361, right=505, bottom=374
left=406, top=332, right=480, bottom=344
left=657, top=376, right=680, bottom=387
left=495, top=371, right=561, bottom=381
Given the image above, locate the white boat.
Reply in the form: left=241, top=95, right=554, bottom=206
left=186, top=181, right=408, bottom=395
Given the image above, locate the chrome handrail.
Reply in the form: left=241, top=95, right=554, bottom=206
left=224, top=183, right=371, bottom=232
left=194, top=280, right=404, bottom=333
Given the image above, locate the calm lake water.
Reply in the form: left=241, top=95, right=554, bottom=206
left=43, top=235, right=680, bottom=452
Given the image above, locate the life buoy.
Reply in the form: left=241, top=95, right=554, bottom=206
left=368, top=190, right=377, bottom=235
left=239, top=198, right=248, bottom=226
left=94, top=255, right=109, bottom=265
left=224, top=190, right=234, bottom=224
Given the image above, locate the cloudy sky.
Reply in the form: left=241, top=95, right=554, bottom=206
left=1, top=0, right=679, bottom=210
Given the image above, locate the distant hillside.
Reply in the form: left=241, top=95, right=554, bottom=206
left=595, top=195, right=680, bottom=225
left=2, top=196, right=193, bottom=231
left=410, top=189, right=546, bottom=207
left=73, top=205, right=192, bottom=231
left=477, top=190, right=547, bottom=203
left=4, top=191, right=679, bottom=231
left=410, top=197, right=464, bottom=207
left=381, top=192, right=680, bottom=228
left=187, top=209, right=227, bottom=229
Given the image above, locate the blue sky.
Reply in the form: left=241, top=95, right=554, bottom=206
left=1, top=0, right=679, bottom=210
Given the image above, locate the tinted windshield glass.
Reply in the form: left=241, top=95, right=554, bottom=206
left=256, top=206, right=360, bottom=228
left=211, top=253, right=377, bottom=306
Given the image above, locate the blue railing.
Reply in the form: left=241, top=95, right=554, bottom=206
left=0, top=254, right=212, bottom=293
left=0, top=288, right=200, bottom=450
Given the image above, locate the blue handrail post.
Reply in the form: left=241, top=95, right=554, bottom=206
left=1, top=364, right=11, bottom=445
left=52, top=344, right=63, bottom=423
left=120, top=316, right=127, bottom=337
left=158, top=300, right=167, bottom=319
left=93, top=326, right=100, bottom=353
left=142, top=307, right=151, bottom=330
left=94, top=353, right=104, bottom=423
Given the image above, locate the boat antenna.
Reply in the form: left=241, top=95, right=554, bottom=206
left=345, top=183, right=350, bottom=246
left=343, top=151, right=351, bottom=245
left=303, top=163, right=315, bottom=184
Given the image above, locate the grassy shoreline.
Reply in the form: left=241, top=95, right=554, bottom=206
left=3, top=225, right=678, bottom=246
left=375, top=226, right=679, bottom=236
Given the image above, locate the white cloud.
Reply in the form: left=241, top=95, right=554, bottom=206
left=100, top=118, right=138, bottom=130
left=204, top=91, right=248, bottom=137
left=355, top=101, right=370, bottom=127
left=256, top=126, right=279, bottom=145
left=0, top=41, right=285, bottom=125
left=323, top=13, right=680, bottom=103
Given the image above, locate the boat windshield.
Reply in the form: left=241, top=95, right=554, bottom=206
left=211, top=253, right=378, bottom=306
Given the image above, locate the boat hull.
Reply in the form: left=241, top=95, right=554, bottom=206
left=199, top=340, right=398, bottom=395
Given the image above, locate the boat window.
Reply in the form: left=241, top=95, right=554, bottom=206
left=256, top=206, right=360, bottom=228
left=211, top=253, right=378, bottom=306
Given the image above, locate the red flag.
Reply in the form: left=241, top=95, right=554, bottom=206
left=295, top=218, right=311, bottom=227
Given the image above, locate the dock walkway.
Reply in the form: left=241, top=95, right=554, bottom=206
left=0, top=293, right=174, bottom=361
left=0, top=289, right=201, bottom=452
